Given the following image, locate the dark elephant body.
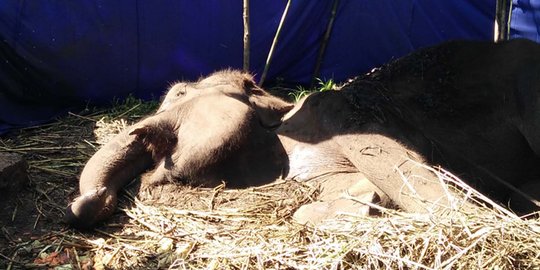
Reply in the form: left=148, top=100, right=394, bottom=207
left=279, top=39, right=540, bottom=214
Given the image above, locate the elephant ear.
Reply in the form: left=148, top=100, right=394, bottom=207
left=128, top=125, right=156, bottom=137
left=246, top=83, right=294, bottom=129
left=129, top=119, right=177, bottom=160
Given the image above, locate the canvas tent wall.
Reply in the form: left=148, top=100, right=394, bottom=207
left=0, top=0, right=508, bottom=133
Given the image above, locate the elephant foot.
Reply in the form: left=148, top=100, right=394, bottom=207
left=313, top=172, right=391, bottom=205
left=293, top=172, right=392, bottom=226
left=293, top=191, right=382, bottom=226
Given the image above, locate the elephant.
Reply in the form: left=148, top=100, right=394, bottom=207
left=65, top=70, right=294, bottom=229
left=141, top=40, right=540, bottom=218
left=67, top=38, right=540, bottom=229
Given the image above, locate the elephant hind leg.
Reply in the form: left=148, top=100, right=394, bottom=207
left=334, top=133, right=472, bottom=214
left=515, top=66, right=540, bottom=157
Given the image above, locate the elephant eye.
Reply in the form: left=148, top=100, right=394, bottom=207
left=176, top=86, right=187, bottom=96
left=250, top=88, right=265, bottom=96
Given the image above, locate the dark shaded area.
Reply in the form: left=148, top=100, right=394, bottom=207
left=0, top=40, right=79, bottom=132
left=281, top=39, right=540, bottom=212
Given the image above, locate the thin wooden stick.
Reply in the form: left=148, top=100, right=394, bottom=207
left=259, top=0, right=292, bottom=86
left=243, top=0, right=250, bottom=71
left=311, top=0, right=339, bottom=87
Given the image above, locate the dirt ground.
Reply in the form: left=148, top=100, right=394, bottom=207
left=0, top=100, right=158, bottom=268
left=0, top=114, right=93, bottom=268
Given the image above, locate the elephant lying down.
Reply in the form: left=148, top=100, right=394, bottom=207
left=66, top=38, right=540, bottom=229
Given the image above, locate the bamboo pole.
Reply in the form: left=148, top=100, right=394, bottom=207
left=311, top=0, right=339, bottom=87
left=259, top=0, right=292, bottom=86
left=243, top=0, right=250, bottom=71
left=494, top=0, right=511, bottom=42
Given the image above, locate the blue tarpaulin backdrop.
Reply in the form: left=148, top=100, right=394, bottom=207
left=0, top=0, right=522, bottom=133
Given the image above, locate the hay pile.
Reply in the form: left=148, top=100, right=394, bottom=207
left=89, top=171, right=540, bottom=269
left=0, top=97, right=539, bottom=269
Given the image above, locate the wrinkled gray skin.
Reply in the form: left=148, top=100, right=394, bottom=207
left=65, top=70, right=293, bottom=229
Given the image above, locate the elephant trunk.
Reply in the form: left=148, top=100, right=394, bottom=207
left=65, top=124, right=154, bottom=229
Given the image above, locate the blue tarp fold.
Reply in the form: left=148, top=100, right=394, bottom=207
left=510, top=0, right=540, bottom=41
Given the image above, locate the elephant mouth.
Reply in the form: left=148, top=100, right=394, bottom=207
left=261, top=120, right=282, bottom=130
